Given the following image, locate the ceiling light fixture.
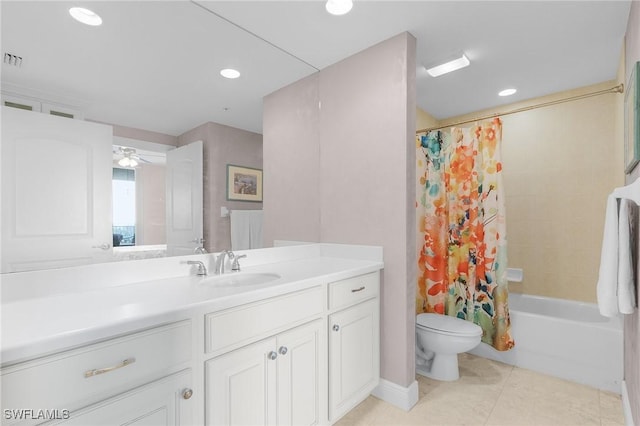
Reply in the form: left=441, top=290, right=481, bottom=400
left=69, top=7, right=102, bottom=26
left=498, top=88, right=517, bottom=97
left=118, top=157, right=138, bottom=168
left=425, top=54, right=470, bottom=77
left=220, top=68, right=241, bottom=79
left=117, top=148, right=139, bottom=168
left=326, top=0, right=353, bottom=16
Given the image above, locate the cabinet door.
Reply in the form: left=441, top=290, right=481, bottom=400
left=329, top=298, right=379, bottom=422
left=276, top=320, right=323, bottom=426
left=205, top=338, right=277, bottom=426
left=48, top=369, right=193, bottom=426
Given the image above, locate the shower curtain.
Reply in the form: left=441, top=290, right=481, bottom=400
left=416, top=118, right=514, bottom=351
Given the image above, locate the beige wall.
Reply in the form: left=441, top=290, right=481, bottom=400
left=624, top=0, right=640, bottom=421
left=416, top=107, right=439, bottom=131
left=264, top=32, right=417, bottom=389
left=179, top=122, right=263, bottom=253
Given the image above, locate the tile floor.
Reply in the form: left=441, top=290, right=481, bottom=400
left=336, top=354, right=625, bottom=426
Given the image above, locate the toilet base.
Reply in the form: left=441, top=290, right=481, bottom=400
left=415, top=353, right=460, bottom=381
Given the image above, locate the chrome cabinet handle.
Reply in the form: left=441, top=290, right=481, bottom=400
left=333, top=324, right=340, bottom=332
left=91, top=243, right=111, bottom=250
left=351, top=286, right=365, bottom=293
left=278, top=346, right=288, bottom=355
left=84, top=357, right=135, bottom=378
left=268, top=351, right=278, bottom=360
left=190, top=238, right=205, bottom=244
left=182, top=388, right=193, bottom=400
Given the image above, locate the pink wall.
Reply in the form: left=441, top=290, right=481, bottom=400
left=624, top=0, right=640, bottom=421
left=103, top=122, right=178, bottom=147
left=263, top=73, right=321, bottom=245
left=136, top=164, right=166, bottom=245
left=263, top=32, right=417, bottom=388
left=179, top=122, right=263, bottom=253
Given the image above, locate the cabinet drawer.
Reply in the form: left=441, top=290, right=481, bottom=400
left=328, top=272, right=379, bottom=311
left=1, top=320, right=191, bottom=424
left=205, top=286, right=324, bottom=354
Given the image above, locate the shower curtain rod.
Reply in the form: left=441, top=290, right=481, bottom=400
left=416, top=83, right=624, bottom=134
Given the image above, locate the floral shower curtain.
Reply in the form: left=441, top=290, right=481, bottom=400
left=416, top=118, right=514, bottom=351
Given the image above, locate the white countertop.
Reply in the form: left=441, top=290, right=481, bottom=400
left=1, top=245, right=383, bottom=366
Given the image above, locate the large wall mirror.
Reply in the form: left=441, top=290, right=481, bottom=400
left=0, top=1, right=317, bottom=273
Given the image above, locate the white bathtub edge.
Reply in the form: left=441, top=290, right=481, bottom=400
left=468, top=342, right=622, bottom=393
left=372, top=378, right=419, bottom=412
left=622, top=380, right=636, bottom=426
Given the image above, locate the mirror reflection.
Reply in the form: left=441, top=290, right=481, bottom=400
left=1, top=1, right=316, bottom=273
left=111, top=145, right=167, bottom=249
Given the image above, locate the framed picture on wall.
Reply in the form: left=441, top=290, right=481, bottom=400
left=226, top=164, right=263, bottom=202
left=624, top=61, right=640, bottom=174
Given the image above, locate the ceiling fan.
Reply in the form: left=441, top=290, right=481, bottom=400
left=113, top=146, right=164, bottom=167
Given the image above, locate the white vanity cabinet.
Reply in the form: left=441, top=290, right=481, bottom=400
left=205, top=320, right=323, bottom=426
left=203, top=271, right=380, bottom=426
left=0, top=321, right=192, bottom=426
left=1, top=250, right=383, bottom=426
left=204, top=286, right=326, bottom=426
left=47, top=369, right=193, bottom=425
left=327, top=272, right=380, bottom=422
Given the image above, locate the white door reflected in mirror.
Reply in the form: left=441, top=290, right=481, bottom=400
left=0, top=106, right=113, bottom=272
left=166, top=140, right=204, bottom=257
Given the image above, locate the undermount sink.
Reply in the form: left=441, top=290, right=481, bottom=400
left=201, top=272, right=282, bottom=287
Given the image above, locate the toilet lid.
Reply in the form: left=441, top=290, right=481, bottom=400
left=416, top=313, right=482, bottom=337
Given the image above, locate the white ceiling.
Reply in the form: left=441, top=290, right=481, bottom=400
left=1, top=1, right=631, bottom=137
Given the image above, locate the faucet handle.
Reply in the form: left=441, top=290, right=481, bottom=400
left=231, top=254, right=247, bottom=272
left=187, top=260, right=208, bottom=276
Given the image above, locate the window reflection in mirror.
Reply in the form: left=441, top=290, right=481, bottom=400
left=112, top=168, right=136, bottom=247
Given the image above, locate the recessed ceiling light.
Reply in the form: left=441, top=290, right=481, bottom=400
left=425, top=54, right=470, bottom=77
left=499, top=88, right=517, bottom=97
left=326, top=0, right=353, bottom=16
left=220, top=68, right=241, bottom=79
left=69, top=7, right=102, bottom=26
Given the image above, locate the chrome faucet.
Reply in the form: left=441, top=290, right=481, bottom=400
left=187, top=260, right=208, bottom=276
left=214, top=250, right=234, bottom=275
left=194, top=246, right=207, bottom=254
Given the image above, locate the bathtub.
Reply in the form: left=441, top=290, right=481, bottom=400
left=469, top=293, right=623, bottom=393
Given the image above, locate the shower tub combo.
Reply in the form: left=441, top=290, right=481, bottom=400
left=469, top=292, right=623, bottom=393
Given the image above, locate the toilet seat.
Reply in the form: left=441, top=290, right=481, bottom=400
left=416, top=313, right=482, bottom=337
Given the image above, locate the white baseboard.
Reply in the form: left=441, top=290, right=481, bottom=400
left=371, top=378, right=419, bottom=411
left=622, top=380, right=635, bottom=426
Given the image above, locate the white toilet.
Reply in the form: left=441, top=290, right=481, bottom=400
left=415, top=313, right=482, bottom=381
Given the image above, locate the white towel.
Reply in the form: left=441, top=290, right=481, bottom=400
left=597, top=194, right=620, bottom=317
left=597, top=185, right=639, bottom=317
left=230, top=210, right=263, bottom=251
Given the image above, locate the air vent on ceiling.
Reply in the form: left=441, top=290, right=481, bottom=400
left=4, top=53, right=23, bottom=67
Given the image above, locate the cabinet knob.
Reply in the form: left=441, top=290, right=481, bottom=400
left=333, top=324, right=340, bottom=332
left=182, top=388, right=193, bottom=400
left=278, top=346, right=288, bottom=355
left=268, top=351, right=278, bottom=360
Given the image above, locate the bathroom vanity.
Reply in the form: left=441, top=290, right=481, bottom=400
left=0, top=243, right=383, bottom=425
